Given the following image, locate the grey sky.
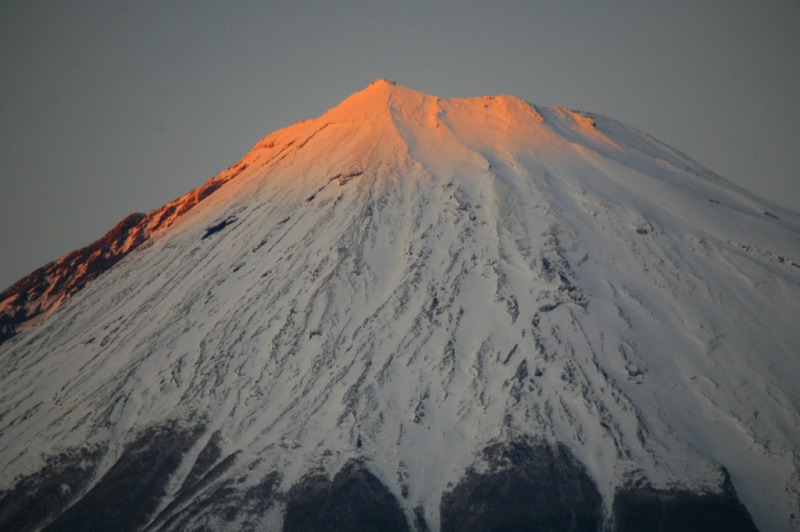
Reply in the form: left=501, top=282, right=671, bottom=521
left=1, top=1, right=798, bottom=289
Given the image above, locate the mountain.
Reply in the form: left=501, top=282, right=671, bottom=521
left=1, top=79, right=799, bottom=531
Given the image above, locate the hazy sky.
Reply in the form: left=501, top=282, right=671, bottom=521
left=1, top=1, right=798, bottom=289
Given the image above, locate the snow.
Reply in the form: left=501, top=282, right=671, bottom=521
left=1, top=80, right=799, bottom=530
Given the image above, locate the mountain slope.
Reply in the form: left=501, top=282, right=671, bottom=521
left=1, top=80, right=798, bottom=531
left=0, top=159, right=250, bottom=345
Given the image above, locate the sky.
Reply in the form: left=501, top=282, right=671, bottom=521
left=1, top=1, right=798, bottom=289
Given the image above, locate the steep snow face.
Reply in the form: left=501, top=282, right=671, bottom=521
left=1, top=80, right=799, bottom=530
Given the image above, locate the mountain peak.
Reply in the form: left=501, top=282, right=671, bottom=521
left=300, top=81, right=589, bottom=181
left=368, top=77, right=398, bottom=88
left=319, top=79, right=428, bottom=124
left=324, top=80, right=534, bottom=126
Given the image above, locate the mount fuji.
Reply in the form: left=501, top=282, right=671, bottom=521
left=1, top=80, right=799, bottom=531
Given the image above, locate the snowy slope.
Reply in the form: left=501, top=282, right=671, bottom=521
left=0, top=159, right=249, bottom=344
left=1, top=80, right=799, bottom=531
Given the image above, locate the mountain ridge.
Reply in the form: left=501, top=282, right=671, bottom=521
left=0, top=159, right=250, bottom=345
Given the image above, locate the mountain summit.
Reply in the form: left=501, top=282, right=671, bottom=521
left=1, top=82, right=799, bottom=531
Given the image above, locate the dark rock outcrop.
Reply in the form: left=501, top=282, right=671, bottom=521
left=440, top=438, right=603, bottom=532
left=43, top=423, right=204, bottom=532
left=0, top=430, right=763, bottom=532
left=0, top=423, right=205, bottom=532
left=157, top=470, right=280, bottom=531
left=284, top=460, right=410, bottom=532
left=0, top=446, right=104, bottom=532
left=612, top=471, right=758, bottom=532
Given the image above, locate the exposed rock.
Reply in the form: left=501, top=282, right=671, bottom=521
left=0, top=446, right=104, bottom=531
left=157, top=471, right=280, bottom=531
left=440, top=439, right=602, bottom=532
left=43, top=423, right=204, bottom=532
left=284, top=460, right=409, bottom=532
left=612, top=471, right=758, bottom=532
left=0, top=161, right=249, bottom=347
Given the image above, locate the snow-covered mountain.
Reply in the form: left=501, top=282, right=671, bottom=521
left=1, top=80, right=799, bottom=531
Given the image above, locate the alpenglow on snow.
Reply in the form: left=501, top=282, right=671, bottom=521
left=1, top=80, right=798, bottom=531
